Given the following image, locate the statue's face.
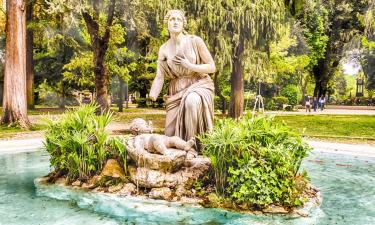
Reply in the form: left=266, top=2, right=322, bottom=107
left=167, top=12, right=184, bottom=34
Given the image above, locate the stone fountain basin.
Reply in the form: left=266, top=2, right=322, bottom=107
left=34, top=177, right=322, bottom=224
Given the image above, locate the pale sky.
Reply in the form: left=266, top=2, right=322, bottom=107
left=342, top=61, right=361, bottom=75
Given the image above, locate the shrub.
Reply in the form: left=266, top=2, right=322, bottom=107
left=35, top=80, right=60, bottom=106
left=265, top=96, right=290, bottom=111
left=43, top=103, right=127, bottom=180
left=280, top=85, right=302, bottom=106
left=35, top=80, right=79, bottom=106
left=244, top=95, right=257, bottom=109
left=200, top=114, right=311, bottom=208
left=265, top=98, right=277, bottom=110
left=214, top=95, right=230, bottom=112
left=136, top=98, right=148, bottom=108
left=273, top=96, right=289, bottom=108
left=156, top=97, right=164, bottom=108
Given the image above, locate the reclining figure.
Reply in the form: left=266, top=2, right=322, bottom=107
left=135, top=134, right=196, bottom=155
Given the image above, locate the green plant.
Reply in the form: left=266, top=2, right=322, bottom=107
left=199, top=114, right=311, bottom=208
left=44, top=103, right=127, bottom=180
left=280, top=84, right=302, bottom=106
left=107, top=136, right=128, bottom=175
left=273, top=96, right=289, bottom=109
left=265, top=98, right=277, bottom=110
left=214, top=95, right=230, bottom=112
left=136, top=98, right=148, bottom=108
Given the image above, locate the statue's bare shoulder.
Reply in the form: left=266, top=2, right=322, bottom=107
left=158, top=42, right=169, bottom=61
left=189, top=35, right=215, bottom=66
left=190, top=35, right=205, bottom=46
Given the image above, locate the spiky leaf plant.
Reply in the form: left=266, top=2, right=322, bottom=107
left=200, top=114, right=311, bottom=208
left=44, top=103, right=127, bottom=180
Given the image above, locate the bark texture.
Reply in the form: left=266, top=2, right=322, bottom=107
left=26, top=0, right=34, bottom=109
left=1, top=0, right=30, bottom=128
left=229, top=40, right=244, bottom=119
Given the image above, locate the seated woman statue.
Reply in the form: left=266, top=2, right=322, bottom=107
left=149, top=9, right=216, bottom=141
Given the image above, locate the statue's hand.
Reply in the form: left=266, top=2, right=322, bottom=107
left=172, top=54, right=191, bottom=69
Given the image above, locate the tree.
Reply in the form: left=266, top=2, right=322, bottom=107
left=33, top=0, right=78, bottom=108
left=1, top=0, right=30, bottom=127
left=361, top=38, right=375, bottom=90
left=361, top=1, right=375, bottom=91
left=26, top=0, right=34, bottom=109
left=0, top=0, right=6, bottom=106
left=46, top=0, right=125, bottom=112
left=81, top=0, right=116, bottom=112
left=297, top=0, right=369, bottom=97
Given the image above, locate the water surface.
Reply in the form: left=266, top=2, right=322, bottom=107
left=1, top=150, right=374, bottom=225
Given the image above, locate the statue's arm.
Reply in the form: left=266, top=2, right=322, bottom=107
left=174, top=36, right=216, bottom=74
left=149, top=49, right=165, bottom=101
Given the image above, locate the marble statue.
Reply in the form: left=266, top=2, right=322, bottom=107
left=134, top=134, right=196, bottom=155
left=130, top=118, right=153, bottom=135
left=149, top=9, right=216, bottom=141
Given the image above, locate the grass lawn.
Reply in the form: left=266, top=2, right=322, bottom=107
left=114, top=111, right=166, bottom=129
left=274, top=115, right=375, bottom=140
left=0, top=106, right=67, bottom=115
left=0, top=124, right=46, bottom=139
left=115, top=110, right=375, bottom=141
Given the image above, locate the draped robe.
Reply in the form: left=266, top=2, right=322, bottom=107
left=158, top=35, right=214, bottom=141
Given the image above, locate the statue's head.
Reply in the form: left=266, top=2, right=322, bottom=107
left=164, top=9, right=187, bottom=35
left=130, top=118, right=153, bottom=135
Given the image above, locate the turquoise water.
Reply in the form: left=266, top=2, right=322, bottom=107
left=1, top=150, right=375, bottom=225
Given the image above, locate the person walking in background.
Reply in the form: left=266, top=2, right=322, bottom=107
left=304, top=95, right=311, bottom=113
left=313, top=96, right=318, bottom=112
left=319, top=95, right=325, bottom=111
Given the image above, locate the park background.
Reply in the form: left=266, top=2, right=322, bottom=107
left=0, top=0, right=374, bottom=142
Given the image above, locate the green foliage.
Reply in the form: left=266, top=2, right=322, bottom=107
left=269, top=26, right=310, bottom=82
left=63, top=21, right=135, bottom=89
left=301, top=3, right=329, bottom=68
left=265, top=99, right=277, bottom=111
left=265, top=96, right=289, bottom=110
left=35, top=80, right=61, bottom=106
left=214, top=96, right=230, bottom=111
left=273, top=96, right=289, bottom=106
left=361, top=37, right=375, bottom=90
left=107, top=136, right=128, bottom=175
left=200, top=115, right=311, bottom=208
left=43, top=104, right=127, bottom=180
left=280, top=84, right=302, bottom=106
left=136, top=98, right=148, bottom=108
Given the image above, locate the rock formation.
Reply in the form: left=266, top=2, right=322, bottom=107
left=125, top=134, right=211, bottom=199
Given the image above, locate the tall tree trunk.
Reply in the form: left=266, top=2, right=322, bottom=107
left=59, top=81, right=65, bottom=109
left=82, top=0, right=115, bottom=113
left=312, top=49, right=330, bottom=98
left=229, top=41, right=244, bottom=119
left=26, top=0, right=33, bottom=109
left=1, top=0, right=30, bottom=128
left=312, top=56, right=339, bottom=98
left=118, top=77, right=125, bottom=112
left=213, top=71, right=226, bottom=114
left=124, top=81, right=128, bottom=108
left=93, top=43, right=109, bottom=112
